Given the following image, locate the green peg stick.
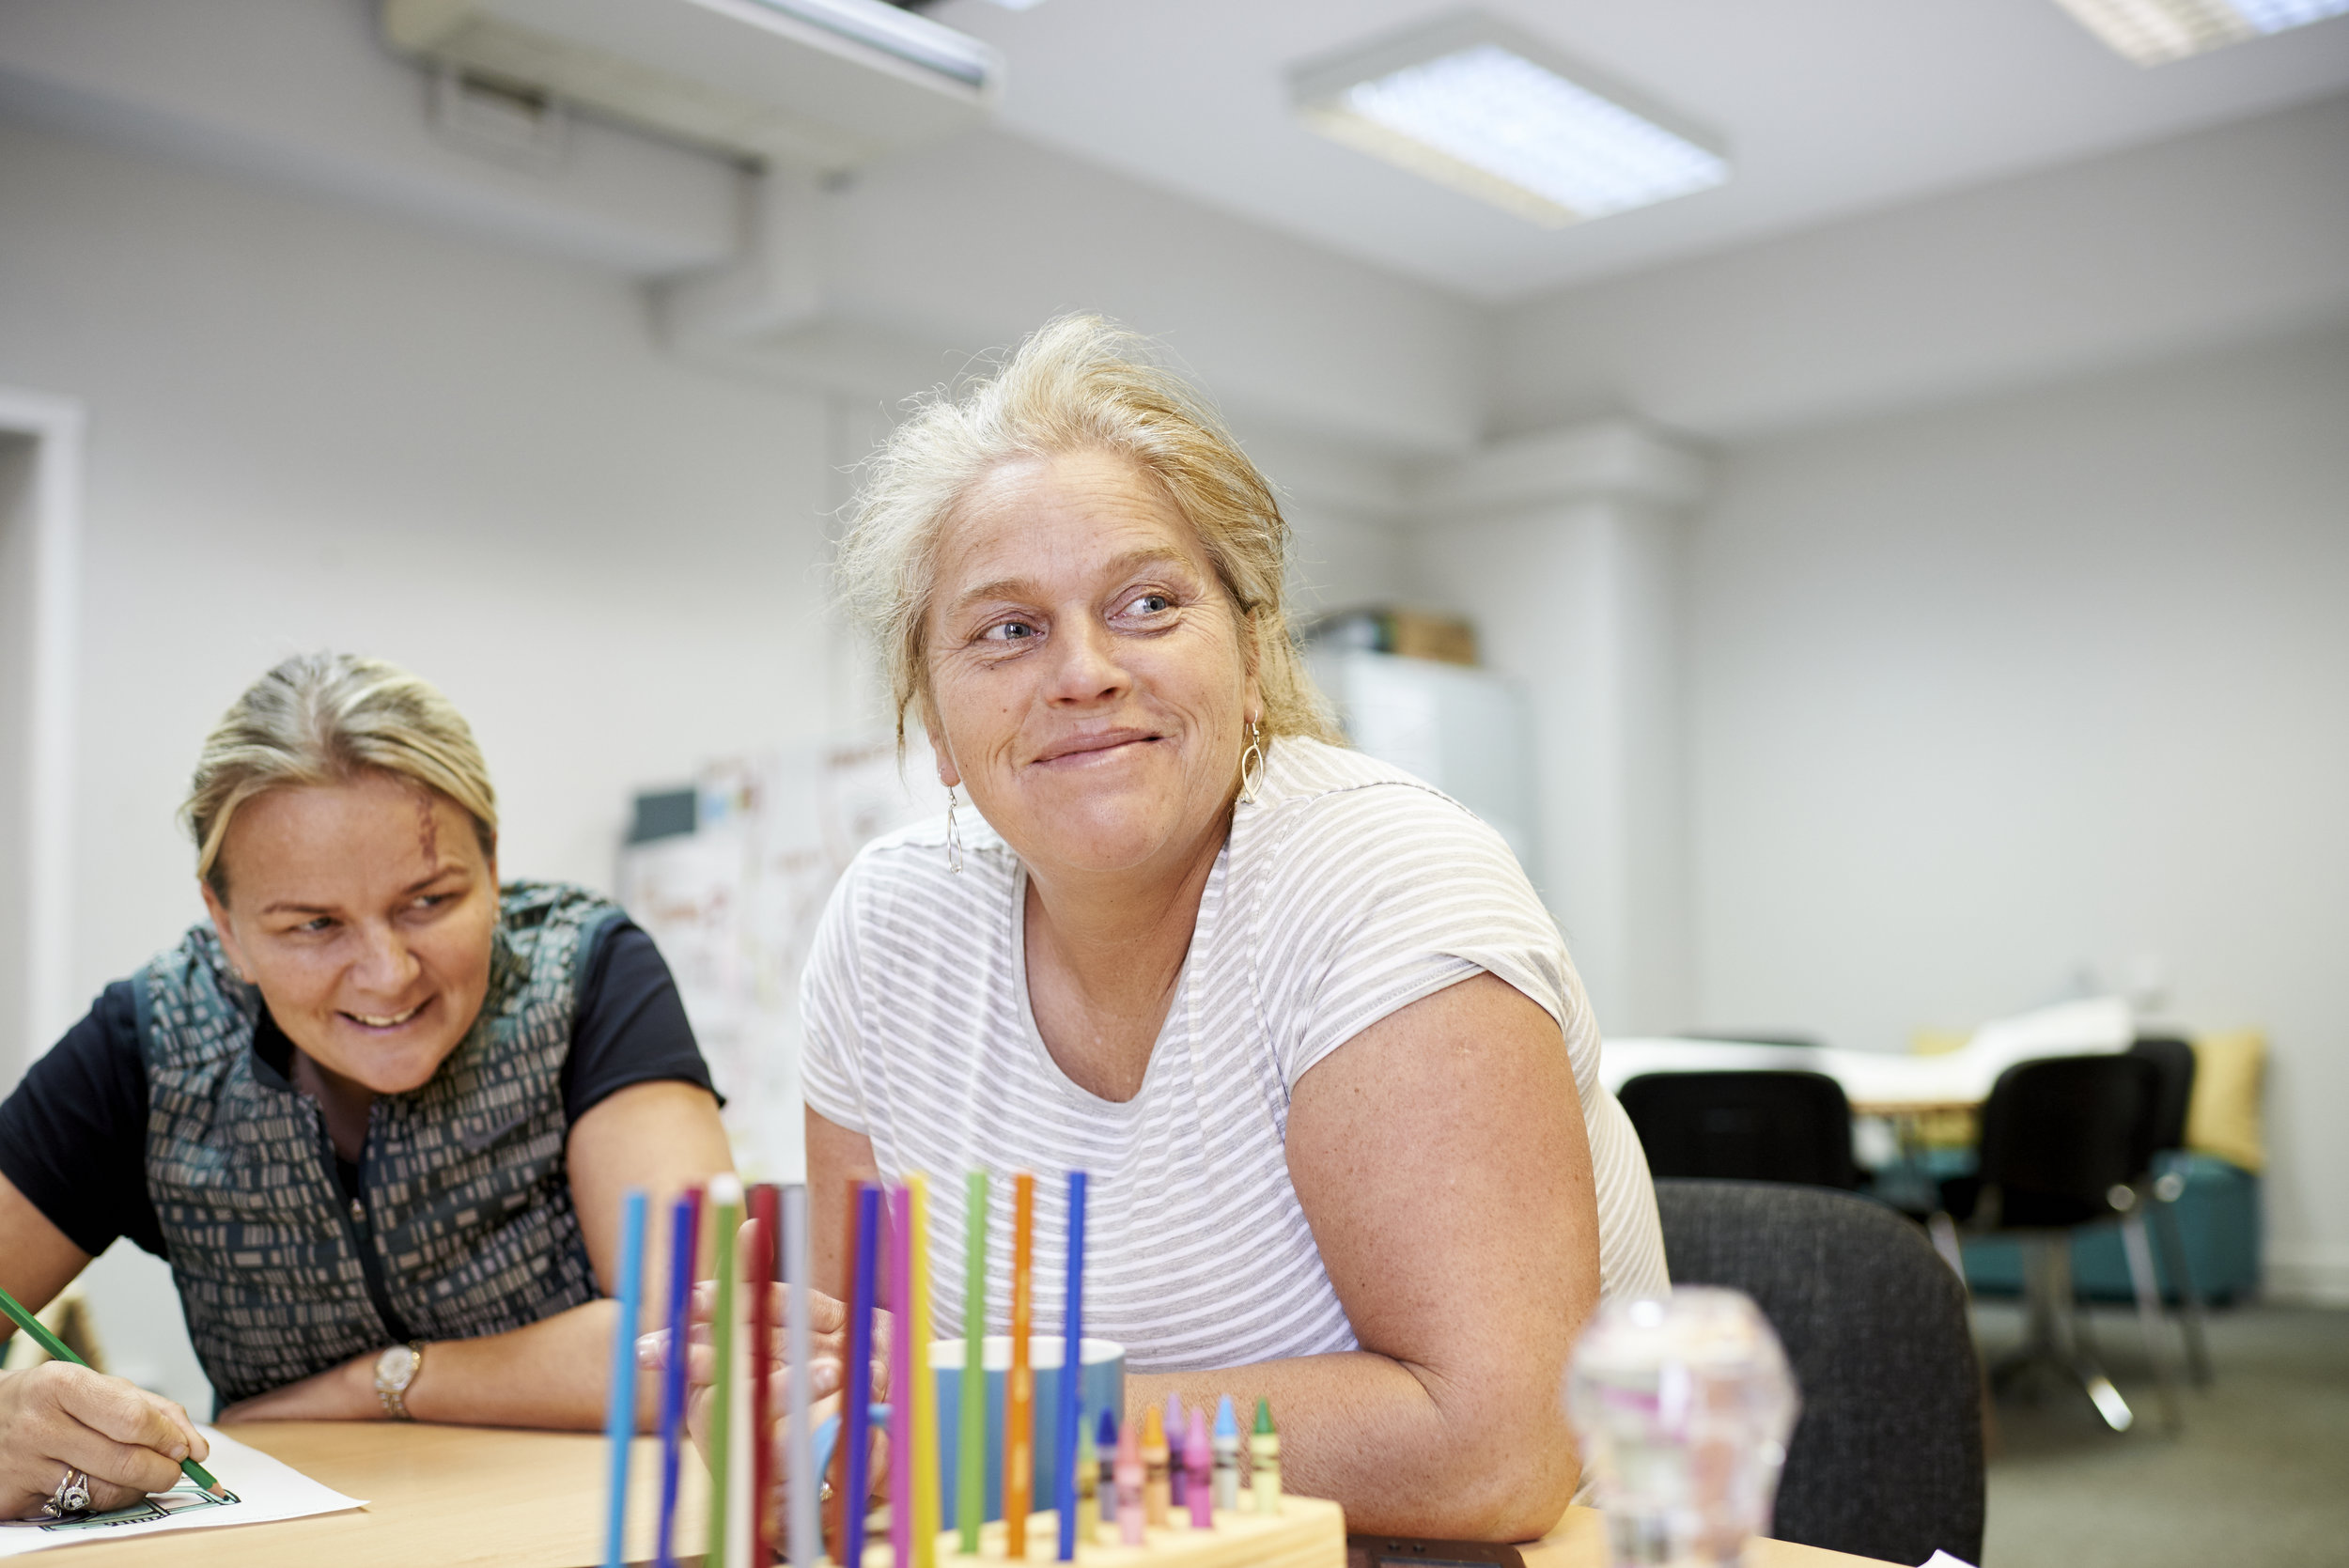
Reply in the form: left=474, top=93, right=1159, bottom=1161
left=958, top=1171, right=988, bottom=1554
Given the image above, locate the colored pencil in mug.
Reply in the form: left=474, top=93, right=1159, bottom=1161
left=0, top=1282, right=222, bottom=1496
left=783, top=1184, right=818, bottom=1568
left=1005, top=1172, right=1035, bottom=1558
left=845, top=1183, right=885, bottom=1568
left=602, top=1188, right=648, bottom=1568
left=748, top=1184, right=781, bottom=1565
left=1054, top=1171, right=1087, bottom=1561
left=656, top=1186, right=702, bottom=1568
left=957, top=1171, right=988, bottom=1555
left=908, top=1173, right=940, bottom=1568
left=705, top=1175, right=744, bottom=1568
left=891, top=1185, right=915, bottom=1568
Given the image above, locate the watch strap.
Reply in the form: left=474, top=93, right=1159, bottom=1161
left=376, top=1341, right=426, bottom=1421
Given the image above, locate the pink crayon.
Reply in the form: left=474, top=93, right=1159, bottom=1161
left=1185, top=1408, right=1213, bottom=1527
left=1116, top=1410, right=1145, bottom=1545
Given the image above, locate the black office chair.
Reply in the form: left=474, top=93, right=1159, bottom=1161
left=1621, top=1071, right=1860, bottom=1188
left=2125, top=1036, right=2214, bottom=1384
left=1657, top=1179, right=1985, bottom=1567
left=1942, top=1053, right=2182, bottom=1431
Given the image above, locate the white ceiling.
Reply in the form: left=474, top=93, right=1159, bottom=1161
left=926, top=0, right=2349, bottom=303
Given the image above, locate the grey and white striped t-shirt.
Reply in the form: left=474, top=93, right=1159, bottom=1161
left=799, top=736, right=1668, bottom=1372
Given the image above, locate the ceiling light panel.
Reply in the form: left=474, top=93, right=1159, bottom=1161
left=2049, top=0, right=2349, bottom=64
left=1291, top=14, right=1728, bottom=230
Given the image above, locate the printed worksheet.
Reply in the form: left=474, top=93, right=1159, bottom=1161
left=0, top=1427, right=364, bottom=1556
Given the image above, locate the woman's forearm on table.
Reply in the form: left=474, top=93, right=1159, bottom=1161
left=1130, top=1348, right=1579, bottom=1541
left=403, top=1299, right=662, bottom=1430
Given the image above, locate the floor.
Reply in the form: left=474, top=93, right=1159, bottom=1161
left=1975, top=1299, right=2349, bottom=1568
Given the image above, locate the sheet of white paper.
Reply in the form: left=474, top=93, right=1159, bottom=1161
left=0, top=1426, right=365, bottom=1556
left=1919, top=1551, right=1979, bottom=1568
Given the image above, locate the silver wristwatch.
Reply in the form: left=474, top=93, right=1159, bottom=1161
left=374, top=1341, right=426, bottom=1421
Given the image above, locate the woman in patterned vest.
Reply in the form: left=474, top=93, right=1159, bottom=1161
left=0, top=653, right=733, bottom=1519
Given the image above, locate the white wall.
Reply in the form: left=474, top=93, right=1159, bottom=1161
left=1493, top=91, right=2349, bottom=442
left=0, top=116, right=855, bottom=1406
left=1406, top=423, right=1710, bottom=1036
left=1685, top=322, right=2349, bottom=1299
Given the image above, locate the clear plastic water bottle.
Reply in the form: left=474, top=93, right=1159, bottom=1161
left=1565, top=1287, right=1801, bottom=1568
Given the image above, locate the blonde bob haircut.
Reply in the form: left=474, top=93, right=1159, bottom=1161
left=835, top=313, right=1343, bottom=753
left=182, top=652, right=498, bottom=897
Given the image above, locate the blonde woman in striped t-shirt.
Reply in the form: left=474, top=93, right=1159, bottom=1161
left=692, top=317, right=1668, bottom=1541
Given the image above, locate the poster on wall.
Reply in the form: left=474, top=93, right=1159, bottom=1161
left=616, top=737, right=949, bottom=1181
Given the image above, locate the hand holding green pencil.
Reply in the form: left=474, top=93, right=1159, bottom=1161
left=0, top=1281, right=219, bottom=1519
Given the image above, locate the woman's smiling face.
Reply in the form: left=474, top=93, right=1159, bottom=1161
left=925, top=447, right=1260, bottom=881
left=202, top=770, right=499, bottom=1094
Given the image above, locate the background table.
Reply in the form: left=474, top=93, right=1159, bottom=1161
left=53, top=1422, right=1894, bottom=1568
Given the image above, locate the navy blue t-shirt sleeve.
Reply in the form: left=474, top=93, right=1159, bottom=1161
left=0, top=983, right=165, bottom=1259
left=561, top=920, right=721, bottom=1122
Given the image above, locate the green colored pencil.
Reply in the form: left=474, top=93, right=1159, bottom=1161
left=958, top=1170, right=988, bottom=1554
left=705, top=1175, right=742, bottom=1567
left=0, top=1281, right=222, bottom=1495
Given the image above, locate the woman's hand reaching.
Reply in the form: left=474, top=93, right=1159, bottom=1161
left=638, top=1280, right=893, bottom=1549
left=0, top=1362, right=210, bottom=1520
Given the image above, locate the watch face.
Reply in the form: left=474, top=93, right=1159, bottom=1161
left=377, top=1344, right=417, bottom=1389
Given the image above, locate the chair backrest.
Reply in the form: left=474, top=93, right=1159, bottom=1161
left=1620, top=1071, right=1859, bottom=1188
left=2126, top=1036, right=2198, bottom=1155
left=1975, top=1054, right=2161, bottom=1227
left=1656, top=1180, right=1984, bottom=1566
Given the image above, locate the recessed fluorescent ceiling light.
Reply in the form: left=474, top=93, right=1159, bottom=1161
left=1291, top=14, right=1727, bottom=229
left=2050, top=0, right=2349, bottom=64
left=751, top=0, right=994, bottom=85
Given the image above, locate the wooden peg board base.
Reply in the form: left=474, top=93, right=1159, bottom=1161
left=866, top=1497, right=1346, bottom=1568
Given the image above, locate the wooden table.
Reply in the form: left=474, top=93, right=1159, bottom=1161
left=54, top=1422, right=1893, bottom=1568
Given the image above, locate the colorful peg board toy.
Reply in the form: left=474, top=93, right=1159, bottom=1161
left=867, top=1494, right=1346, bottom=1568
left=606, top=1169, right=1348, bottom=1568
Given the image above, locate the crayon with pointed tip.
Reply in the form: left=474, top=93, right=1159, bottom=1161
left=1251, top=1398, right=1281, bottom=1514
left=1141, top=1402, right=1170, bottom=1526
left=1164, top=1393, right=1187, bottom=1510
left=1075, top=1405, right=1099, bottom=1545
left=1114, top=1410, right=1145, bottom=1545
left=1095, top=1411, right=1120, bottom=1545
left=1211, top=1396, right=1240, bottom=1514
left=1185, top=1408, right=1212, bottom=1528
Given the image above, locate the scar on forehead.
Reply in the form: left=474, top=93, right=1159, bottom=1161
left=412, top=784, right=442, bottom=865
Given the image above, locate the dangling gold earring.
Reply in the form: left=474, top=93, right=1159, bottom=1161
left=945, top=787, right=965, bottom=875
left=1238, top=720, right=1266, bottom=805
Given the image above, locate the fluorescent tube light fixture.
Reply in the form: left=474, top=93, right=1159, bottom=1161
left=748, top=0, right=995, bottom=86
left=1291, top=14, right=1728, bottom=229
left=2049, top=0, right=2349, bottom=64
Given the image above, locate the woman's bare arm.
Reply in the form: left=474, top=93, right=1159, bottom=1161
left=221, top=1079, right=735, bottom=1429
left=806, top=1109, right=884, bottom=1301
left=807, top=976, right=1596, bottom=1540
left=1136, top=972, right=1598, bottom=1540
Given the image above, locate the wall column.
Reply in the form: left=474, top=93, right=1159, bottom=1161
left=1407, top=419, right=1710, bottom=1036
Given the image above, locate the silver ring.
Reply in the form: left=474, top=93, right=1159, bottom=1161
left=42, top=1468, right=92, bottom=1518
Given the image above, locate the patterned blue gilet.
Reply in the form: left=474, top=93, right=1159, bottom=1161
left=134, top=881, right=623, bottom=1405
